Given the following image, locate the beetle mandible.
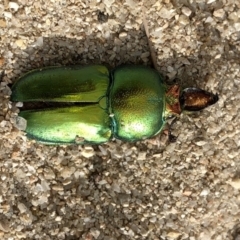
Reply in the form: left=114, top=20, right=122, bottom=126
left=11, top=64, right=218, bottom=145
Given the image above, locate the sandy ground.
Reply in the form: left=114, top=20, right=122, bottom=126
left=0, top=0, right=240, bottom=239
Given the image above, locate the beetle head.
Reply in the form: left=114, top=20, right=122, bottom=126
left=180, top=88, right=218, bottom=112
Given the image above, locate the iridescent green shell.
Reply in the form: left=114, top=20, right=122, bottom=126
left=11, top=65, right=168, bottom=144
left=110, top=66, right=166, bottom=141
left=12, top=65, right=111, bottom=144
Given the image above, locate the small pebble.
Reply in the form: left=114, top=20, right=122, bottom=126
left=213, top=9, right=225, bottom=19
left=182, top=7, right=192, bottom=17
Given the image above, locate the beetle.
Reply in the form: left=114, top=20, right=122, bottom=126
left=11, top=64, right=218, bottom=145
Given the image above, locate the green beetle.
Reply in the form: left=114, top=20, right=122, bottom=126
left=11, top=65, right=218, bottom=145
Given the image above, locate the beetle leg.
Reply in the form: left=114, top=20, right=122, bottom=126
left=0, top=70, right=4, bottom=83
left=165, top=117, right=178, bottom=143
left=168, top=129, right=177, bottom=143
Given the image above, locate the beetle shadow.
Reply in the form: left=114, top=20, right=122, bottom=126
left=10, top=30, right=151, bottom=82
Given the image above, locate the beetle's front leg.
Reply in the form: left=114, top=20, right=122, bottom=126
left=165, top=116, right=178, bottom=143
